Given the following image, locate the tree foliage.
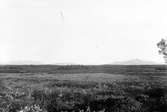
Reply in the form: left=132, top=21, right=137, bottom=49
left=157, top=38, right=167, bottom=62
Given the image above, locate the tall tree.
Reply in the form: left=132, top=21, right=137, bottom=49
left=157, top=38, right=167, bottom=63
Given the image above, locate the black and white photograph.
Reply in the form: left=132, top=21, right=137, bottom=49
left=0, top=0, right=167, bottom=112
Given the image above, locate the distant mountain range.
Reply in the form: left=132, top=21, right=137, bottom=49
left=4, top=60, right=44, bottom=65
left=1, top=61, right=78, bottom=65
left=112, top=59, right=157, bottom=65
left=0, top=59, right=160, bottom=65
left=51, top=62, right=78, bottom=65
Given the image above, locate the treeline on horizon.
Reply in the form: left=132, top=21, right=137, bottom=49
left=0, top=65, right=167, bottom=75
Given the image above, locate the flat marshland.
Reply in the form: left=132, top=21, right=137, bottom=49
left=0, top=65, right=167, bottom=112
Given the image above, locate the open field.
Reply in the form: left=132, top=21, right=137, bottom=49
left=0, top=65, right=167, bottom=112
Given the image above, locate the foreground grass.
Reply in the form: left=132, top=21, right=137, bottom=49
left=0, top=72, right=166, bottom=112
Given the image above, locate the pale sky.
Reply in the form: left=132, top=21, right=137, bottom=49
left=0, top=0, right=166, bottom=64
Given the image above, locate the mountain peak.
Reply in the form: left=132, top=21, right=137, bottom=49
left=113, top=59, right=156, bottom=65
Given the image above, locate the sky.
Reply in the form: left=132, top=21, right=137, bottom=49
left=0, top=0, right=167, bottom=64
